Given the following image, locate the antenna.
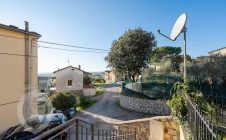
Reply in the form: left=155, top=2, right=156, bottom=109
left=158, top=13, right=188, bottom=81
left=67, top=58, right=70, bottom=66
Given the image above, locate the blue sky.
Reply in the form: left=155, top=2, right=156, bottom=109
left=1, top=0, right=226, bottom=72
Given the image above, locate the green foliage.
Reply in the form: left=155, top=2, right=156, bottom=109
left=151, top=46, right=182, bottom=63
left=50, top=92, right=76, bottom=111
left=181, top=121, right=193, bottom=140
left=167, top=82, right=220, bottom=123
left=83, top=75, right=92, bottom=85
left=105, top=27, right=156, bottom=81
left=189, top=91, right=220, bottom=124
left=76, top=96, right=96, bottom=111
left=93, top=82, right=111, bottom=87
left=151, top=46, right=192, bottom=73
left=167, top=82, right=188, bottom=121
left=187, top=55, right=226, bottom=83
left=96, top=87, right=105, bottom=95
left=92, top=78, right=105, bottom=83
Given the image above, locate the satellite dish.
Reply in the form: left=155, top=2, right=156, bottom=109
left=170, top=13, right=187, bottom=40
left=157, top=13, right=188, bottom=81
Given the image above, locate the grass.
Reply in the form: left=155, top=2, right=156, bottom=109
left=76, top=96, right=96, bottom=112
left=96, top=87, right=105, bottom=95
left=93, top=82, right=111, bottom=87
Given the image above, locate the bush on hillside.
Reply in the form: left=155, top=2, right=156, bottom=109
left=50, top=92, right=76, bottom=111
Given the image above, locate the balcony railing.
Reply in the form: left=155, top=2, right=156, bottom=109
left=32, top=117, right=136, bottom=140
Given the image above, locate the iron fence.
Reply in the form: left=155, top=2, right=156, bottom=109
left=32, top=117, right=136, bottom=140
left=187, top=96, right=226, bottom=140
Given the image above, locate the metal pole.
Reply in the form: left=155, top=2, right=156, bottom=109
left=141, top=69, right=143, bottom=96
left=76, top=119, right=79, bottom=140
left=183, top=27, right=187, bottom=82
left=91, top=124, right=94, bottom=140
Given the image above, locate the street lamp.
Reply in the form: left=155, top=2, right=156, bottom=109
left=158, top=13, right=188, bottom=82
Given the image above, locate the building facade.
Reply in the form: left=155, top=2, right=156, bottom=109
left=208, top=47, right=226, bottom=56
left=38, top=76, right=51, bottom=91
left=104, top=70, right=116, bottom=83
left=0, top=23, right=41, bottom=130
left=54, top=66, right=87, bottom=94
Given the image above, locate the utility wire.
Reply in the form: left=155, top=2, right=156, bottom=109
left=38, top=45, right=108, bottom=53
left=38, top=40, right=109, bottom=52
left=0, top=34, right=109, bottom=52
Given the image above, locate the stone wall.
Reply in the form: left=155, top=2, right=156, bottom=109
left=117, top=116, right=180, bottom=140
left=120, top=94, right=170, bottom=115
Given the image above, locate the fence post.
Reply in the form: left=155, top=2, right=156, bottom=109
left=76, top=119, right=79, bottom=140
left=91, top=124, right=94, bottom=140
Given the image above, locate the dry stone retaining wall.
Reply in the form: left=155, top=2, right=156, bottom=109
left=120, top=94, right=170, bottom=115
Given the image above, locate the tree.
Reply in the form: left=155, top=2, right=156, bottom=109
left=105, top=27, right=156, bottom=81
left=50, top=92, right=76, bottom=111
left=151, top=46, right=182, bottom=63
left=83, top=75, right=92, bottom=85
left=187, top=55, right=226, bottom=83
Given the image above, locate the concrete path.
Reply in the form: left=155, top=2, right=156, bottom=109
left=75, top=84, right=146, bottom=129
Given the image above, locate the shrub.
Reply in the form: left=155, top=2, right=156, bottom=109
left=50, top=92, right=76, bottom=111
left=167, top=82, right=188, bottom=121
left=76, top=96, right=96, bottom=111
left=167, top=82, right=220, bottom=123
left=96, top=87, right=105, bottom=95
left=84, top=75, right=92, bottom=85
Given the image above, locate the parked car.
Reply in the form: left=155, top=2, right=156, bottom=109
left=116, top=81, right=124, bottom=85
left=51, top=107, right=76, bottom=120
left=1, top=113, right=67, bottom=140
left=39, top=113, right=67, bottom=124
left=37, top=93, right=47, bottom=105
left=63, top=107, right=76, bottom=120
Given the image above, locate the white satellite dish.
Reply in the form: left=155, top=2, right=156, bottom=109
left=158, top=13, right=188, bottom=81
left=170, top=13, right=187, bottom=40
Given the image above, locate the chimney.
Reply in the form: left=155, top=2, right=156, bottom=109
left=78, top=65, right=81, bottom=70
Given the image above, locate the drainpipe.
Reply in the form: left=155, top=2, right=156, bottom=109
left=24, top=21, right=30, bottom=120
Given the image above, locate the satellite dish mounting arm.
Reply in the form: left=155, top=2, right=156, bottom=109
left=157, top=30, right=175, bottom=41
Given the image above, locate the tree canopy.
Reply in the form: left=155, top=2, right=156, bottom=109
left=187, top=55, right=226, bottom=83
left=105, top=27, right=156, bottom=81
left=151, top=46, right=182, bottom=63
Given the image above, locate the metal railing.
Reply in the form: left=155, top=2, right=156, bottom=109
left=32, top=117, right=136, bottom=140
left=187, top=97, right=226, bottom=140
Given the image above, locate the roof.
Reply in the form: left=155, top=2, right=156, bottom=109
left=208, top=46, right=226, bottom=54
left=105, top=70, right=111, bottom=73
left=53, top=66, right=91, bottom=75
left=0, top=23, right=41, bottom=38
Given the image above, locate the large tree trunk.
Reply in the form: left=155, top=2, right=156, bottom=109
left=131, top=75, right=135, bottom=82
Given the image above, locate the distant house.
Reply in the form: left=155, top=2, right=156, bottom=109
left=53, top=65, right=95, bottom=96
left=208, top=47, right=226, bottom=56
left=38, top=73, right=55, bottom=91
left=38, top=76, right=51, bottom=91
left=104, top=70, right=116, bottom=83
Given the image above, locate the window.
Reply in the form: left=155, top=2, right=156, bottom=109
left=68, top=80, right=72, bottom=86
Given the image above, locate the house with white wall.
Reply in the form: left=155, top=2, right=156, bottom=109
left=104, top=70, right=116, bottom=83
left=208, top=46, right=226, bottom=56
left=53, top=65, right=95, bottom=96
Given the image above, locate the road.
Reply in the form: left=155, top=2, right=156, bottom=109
left=75, top=84, right=146, bottom=129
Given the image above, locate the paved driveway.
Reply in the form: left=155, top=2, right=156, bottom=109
left=75, top=84, right=146, bottom=129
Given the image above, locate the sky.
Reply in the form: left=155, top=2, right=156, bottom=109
left=0, top=0, right=226, bottom=73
